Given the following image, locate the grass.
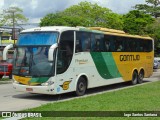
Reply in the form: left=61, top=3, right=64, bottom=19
left=0, top=77, right=12, bottom=84
left=27, top=81, right=160, bottom=111
left=20, top=81, right=160, bottom=120
left=0, top=77, right=10, bottom=81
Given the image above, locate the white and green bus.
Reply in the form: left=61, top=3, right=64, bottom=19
left=3, top=26, right=154, bottom=96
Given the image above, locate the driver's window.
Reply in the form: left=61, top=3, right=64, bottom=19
left=57, top=31, right=74, bottom=74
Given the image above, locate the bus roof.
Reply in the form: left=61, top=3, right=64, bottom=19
left=21, top=26, right=79, bottom=33
left=88, top=27, right=152, bottom=40
left=21, top=26, right=152, bottom=40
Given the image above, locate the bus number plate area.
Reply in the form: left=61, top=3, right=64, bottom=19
left=26, top=88, right=33, bottom=92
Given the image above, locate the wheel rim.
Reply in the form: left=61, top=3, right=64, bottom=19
left=139, top=73, right=144, bottom=80
left=78, top=82, right=85, bottom=92
left=76, top=78, right=87, bottom=96
left=138, top=71, right=144, bottom=83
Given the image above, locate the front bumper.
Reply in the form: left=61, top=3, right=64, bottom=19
left=13, top=82, right=56, bottom=95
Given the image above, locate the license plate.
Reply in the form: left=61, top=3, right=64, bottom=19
left=26, top=88, right=33, bottom=92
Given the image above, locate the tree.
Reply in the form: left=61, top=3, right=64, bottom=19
left=2, top=7, right=28, bottom=26
left=0, top=12, right=4, bottom=26
left=1, top=7, right=28, bottom=39
left=135, top=0, right=160, bottom=56
left=135, top=0, right=160, bottom=18
left=123, top=10, right=154, bottom=35
left=40, top=1, right=123, bottom=30
left=40, top=12, right=86, bottom=27
left=145, top=18, right=160, bottom=55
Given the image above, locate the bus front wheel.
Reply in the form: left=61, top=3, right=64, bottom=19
left=75, top=77, right=87, bottom=96
left=131, top=71, right=138, bottom=85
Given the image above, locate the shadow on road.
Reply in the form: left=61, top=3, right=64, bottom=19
left=12, top=80, right=151, bottom=102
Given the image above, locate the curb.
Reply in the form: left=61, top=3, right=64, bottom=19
left=0, top=80, right=12, bottom=84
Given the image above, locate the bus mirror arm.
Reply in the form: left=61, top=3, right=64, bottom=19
left=13, top=44, right=17, bottom=48
left=48, top=43, right=58, bottom=61
left=3, top=44, right=13, bottom=61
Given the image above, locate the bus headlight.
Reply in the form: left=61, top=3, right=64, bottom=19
left=41, top=81, right=54, bottom=86
left=13, top=80, right=19, bottom=84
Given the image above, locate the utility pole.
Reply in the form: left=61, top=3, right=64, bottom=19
left=12, top=11, right=15, bottom=44
left=0, top=31, right=2, bottom=46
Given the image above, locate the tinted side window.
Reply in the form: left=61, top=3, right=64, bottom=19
left=76, top=31, right=91, bottom=52
left=104, top=35, right=116, bottom=52
left=91, top=33, right=96, bottom=51
left=144, top=40, right=153, bottom=52
left=104, top=35, right=153, bottom=52
left=57, top=31, right=74, bottom=74
left=94, top=34, right=105, bottom=52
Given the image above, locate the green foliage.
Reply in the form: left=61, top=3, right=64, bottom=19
left=40, top=1, right=123, bottom=30
left=2, top=32, right=10, bottom=36
left=123, top=10, right=154, bottom=35
left=145, top=19, right=160, bottom=55
left=0, top=13, right=5, bottom=26
left=135, top=0, right=160, bottom=18
left=134, top=0, right=160, bottom=56
left=40, top=12, right=86, bottom=27
left=2, top=7, right=28, bottom=26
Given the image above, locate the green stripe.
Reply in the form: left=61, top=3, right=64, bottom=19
left=90, top=52, right=121, bottom=79
left=29, top=77, right=49, bottom=83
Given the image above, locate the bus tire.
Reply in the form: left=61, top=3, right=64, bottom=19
left=138, top=70, right=144, bottom=84
left=75, top=77, right=87, bottom=96
left=131, top=71, right=138, bottom=85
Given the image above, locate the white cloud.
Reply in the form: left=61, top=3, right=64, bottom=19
left=0, top=0, right=4, bottom=13
left=0, top=0, right=4, bottom=8
left=106, top=0, right=146, bottom=14
left=31, top=0, right=38, bottom=10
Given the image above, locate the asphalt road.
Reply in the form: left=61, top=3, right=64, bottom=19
left=0, top=70, right=160, bottom=111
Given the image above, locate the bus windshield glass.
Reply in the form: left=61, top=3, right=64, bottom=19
left=13, top=32, right=59, bottom=77
left=13, top=46, right=55, bottom=77
left=17, top=32, right=58, bottom=46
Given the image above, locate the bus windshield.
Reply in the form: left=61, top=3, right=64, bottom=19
left=13, top=46, right=55, bottom=77
left=17, top=32, right=58, bottom=46
left=13, top=32, right=59, bottom=77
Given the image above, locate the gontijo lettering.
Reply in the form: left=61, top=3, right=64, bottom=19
left=120, top=55, right=140, bottom=61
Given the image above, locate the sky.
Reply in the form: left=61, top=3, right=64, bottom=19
left=0, top=0, right=146, bottom=27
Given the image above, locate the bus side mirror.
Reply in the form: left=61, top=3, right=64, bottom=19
left=48, top=43, right=58, bottom=62
left=3, top=44, right=13, bottom=61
